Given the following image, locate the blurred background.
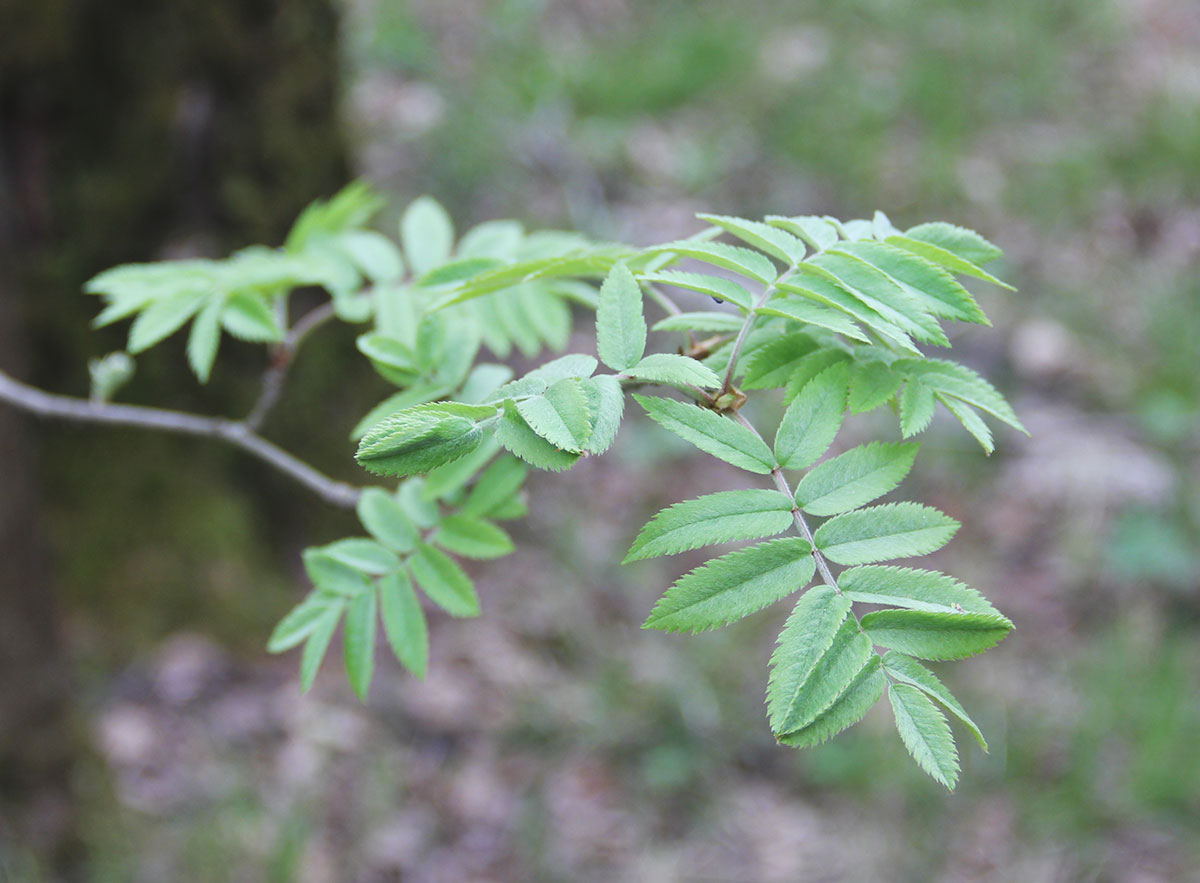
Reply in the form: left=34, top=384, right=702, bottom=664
left=1, top=0, right=1198, bottom=879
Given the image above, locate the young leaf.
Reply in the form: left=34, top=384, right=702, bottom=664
left=401, top=196, right=454, bottom=277
left=187, top=296, right=223, bottom=383
left=408, top=543, right=480, bottom=617
left=268, top=593, right=345, bottom=653
left=697, top=214, right=805, bottom=265
left=938, top=395, right=994, bottom=454
left=580, top=375, right=625, bottom=455
left=379, top=570, right=428, bottom=678
left=777, top=656, right=886, bottom=748
left=596, top=263, right=647, bottom=371
left=634, top=394, right=776, bottom=474
left=899, top=380, right=936, bottom=437
left=338, top=229, right=404, bottom=283
left=794, top=441, right=918, bottom=517
left=774, top=363, right=848, bottom=470
left=522, top=353, right=598, bottom=386
left=433, top=514, right=514, bottom=559
left=496, top=402, right=580, bottom=471
left=882, top=651, right=988, bottom=751
left=516, top=378, right=593, bottom=452
left=834, top=240, right=988, bottom=325
left=894, top=359, right=1025, bottom=433
left=741, top=334, right=818, bottom=390
left=651, top=311, right=744, bottom=334
left=766, top=215, right=839, bottom=252
left=644, top=240, right=777, bottom=284
left=221, top=292, right=284, bottom=342
left=756, top=297, right=870, bottom=342
left=643, top=537, right=815, bottom=634
left=356, top=409, right=490, bottom=477
left=463, top=456, right=528, bottom=516
left=848, top=361, right=902, bottom=414
left=778, top=276, right=919, bottom=355
left=904, top=222, right=1003, bottom=266
left=810, top=252, right=949, bottom=346
left=838, top=566, right=999, bottom=616
left=343, top=590, right=377, bottom=701
left=127, top=290, right=208, bottom=353
left=300, top=605, right=342, bottom=693
left=639, top=271, right=754, bottom=312
left=813, top=503, right=959, bottom=565
left=422, top=436, right=503, bottom=500
left=302, top=548, right=372, bottom=597
left=861, top=609, right=1013, bottom=660
left=357, top=487, right=419, bottom=552
left=766, top=586, right=852, bottom=730
left=886, top=233, right=1013, bottom=289
left=782, top=351, right=852, bottom=403
left=888, top=682, right=960, bottom=789
left=625, top=353, right=721, bottom=389
left=321, top=538, right=403, bottom=575
left=624, top=489, right=795, bottom=562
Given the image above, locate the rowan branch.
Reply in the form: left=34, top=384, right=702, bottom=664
left=0, top=368, right=363, bottom=509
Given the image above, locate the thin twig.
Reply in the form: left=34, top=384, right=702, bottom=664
left=642, top=282, right=696, bottom=351
left=732, top=409, right=839, bottom=590
left=719, top=265, right=798, bottom=398
left=0, top=368, right=363, bottom=509
left=245, top=300, right=338, bottom=431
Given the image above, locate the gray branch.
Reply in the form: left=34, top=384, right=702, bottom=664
left=0, top=369, right=363, bottom=509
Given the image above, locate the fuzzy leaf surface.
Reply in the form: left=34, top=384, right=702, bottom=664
left=496, top=402, right=579, bottom=471
left=794, top=442, right=918, bottom=516
left=643, top=537, right=815, bottom=634
left=813, top=503, right=959, bottom=565
left=889, top=682, right=960, bottom=789
left=774, top=363, right=848, bottom=469
left=596, top=263, right=646, bottom=371
left=625, top=489, right=795, bottom=562
left=861, top=609, right=1013, bottom=660
left=516, top=378, right=593, bottom=452
left=634, top=395, right=775, bottom=473
left=626, top=353, right=721, bottom=389
left=581, top=375, right=625, bottom=455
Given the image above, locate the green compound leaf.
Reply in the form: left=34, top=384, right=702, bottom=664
left=893, top=359, right=1025, bottom=433
left=848, top=361, right=902, bottom=414
left=408, top=542, right=480, bottom=617
left=651, top=311, right=745, bottom=334
left=221, top=292, right=283, bottom=342
left=434, top=514, right=514, bottom=560
left=580, top=375, right=625, bottom=455
left=886, top=233, right=1014, bottom=290
left=643, top=537, right=815, bottom=634
left=861, top=609, right=1013, bottom=660
left=625, top=353, right=722, bottom=390
left=765, top=215, right=839, bottom=252
left=899, top=380, right=936, bottom=438
left=774, top=363, right=848, bottom=470
left=338, top=229, right=404, bottom=283
left=778, top=276, right=919, bottom=355
left=516, top=378, right=593, bottom=452
left=938, top=395, right=995, bottom=454
left=624, top=489, right=795, bottom=563
left=756, top=296, right=870, bottom=342
left=634, top=394, right=776, bottom=474
left=400, top=195, right=454, bottom=277
left=834, top=240, right=988, bottom=325
left=463, top=456, right=528, bottom=517
left=639, top=271, right=754, bottom=312
left=596, top=263, right=647, bottom=371
left=813, top=503, right=959, bottom=565
left=889, top=682, right=960, bottom=790
left=882, top=651, right=988, bottom=751
left=320, top=538, right=403, bottom=575
left=186, top=296, right=223, bottom=383
left=379, top=570, right=428, bottom=679
left=904, top=222, right=1003, bottom=266
left=697, top=213, right=806, bottom=265
left=268, top=592, right=345, bottom=654
left=782, top=350, right=852, bottom=404
left=302, top=548, right=372, bottom=597
left=645, top=239, right=778, bottom=284
left=356, top=405, right=493, bottom=477
left=127, top=290, right=207, bottom=353
left=496, top=402, right=580, bottom=471
left=766, top=586, right=852, bottom=732
left=777, top=655, right=886, bottom=748
left=356, top=488, right=419, bottom=552
left=838, top=565, right=1000, bottom=616
left=740, top=333, right=817, bottom=390
left=300, top=604, right=342, bottom=693
left=343, top=589, right=377, bottom=701
left=794, top=441, right=918, bottom=517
